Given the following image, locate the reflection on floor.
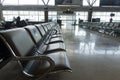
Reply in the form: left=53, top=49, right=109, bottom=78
left=1, top=25, right=120, bottom=80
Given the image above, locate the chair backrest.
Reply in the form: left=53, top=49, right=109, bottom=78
left=0, top=28, right=50, bottom=76
left=25, top=25, right=42, bottom=45
left=101, top=22, right=105, bottom=26
left=24, top=25, right=47, bottom=52
left=47, top=23, right=52, bottom=30
left=0, top=28, right=36, bottom=57
left=42, top=23, right=55, bottom=35
left=35, top=24, right=46, bottom=37
left=114, top=23, right=120, bottom=28
left=97, top=22, right=102, bottom=26
left=35, top=24, right=50, bottom=43
left=109, top=23, right=114, bottom=27
left=41, top=23, right=49, bottom=33
left=104, top=22, right=110, bottom=27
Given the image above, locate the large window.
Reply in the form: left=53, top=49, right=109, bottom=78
left=83, top=0, right=100, bottom=6
left=3, top=0, right=19, bottom=5
left=3, top=10, right=44, bottom=21
left=19, top=0, right=37, bottom=5
left=3, top=0, right=55, bottom=5
left=92, top=12, right=120, bottom=22
left=48, top=11, right=57, bottom=21
left=76, top=12, right=88, bottom=23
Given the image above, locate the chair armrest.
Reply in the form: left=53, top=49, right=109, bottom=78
left=52, top=29, right=57, bottom=34
left=13, top=54, right=55, bottom=78
left=14, top=55, right=55, bottom=70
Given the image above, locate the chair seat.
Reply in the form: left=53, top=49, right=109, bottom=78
left=51, top=34, right=63, bottom=38
left=47, top=51, right=71, bottom=72
left=48, top=37, right=64, bottom=44
left=45, top=43, right=66, bottom=53
left=23, top=51, right=71, bottom=76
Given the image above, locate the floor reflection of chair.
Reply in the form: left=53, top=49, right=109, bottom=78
left=79, top=42, right=95, bottom=55
left=94, top=40, right=120, bottom=55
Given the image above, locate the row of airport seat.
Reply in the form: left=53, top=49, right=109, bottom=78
left=89, top=22, right=120, bottom=37
left=0, top=22, right=72, bottom=79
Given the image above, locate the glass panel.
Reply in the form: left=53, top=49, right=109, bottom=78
left=4, top=15, right=15, bottom=21
left=49, top=11, right=57, bottom=15
left=106, top=12, right=111, bottom=15
left=29, top=11, right=38, bottom=15
left=19, top=0, right=37, bottom=5
left=83, top=0, right=100, bottom=6
left=3, top=0, right=18, bottom=5
left=39, top=11, right=44, bottom=16
left=38, top=0, right=44, bottom=5
left=12, top=11, right=19, bottom=15
left=76, top=11, right=88, bottom=23
left=92, top=12, right=120, bottom=22
left=48, top=11, right=57, bottom=21
left=3, top=10, right=45, bottom=21
left=38, top=16, right=44, bottom=21
left=38, top=0, right=55, bottom=5
left=2, top=0, right=55, bottom=5
left=48, top=0, right=55, bottom=5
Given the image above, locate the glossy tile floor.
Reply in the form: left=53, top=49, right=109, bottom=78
left=1, top=25, right=120, bottom=80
